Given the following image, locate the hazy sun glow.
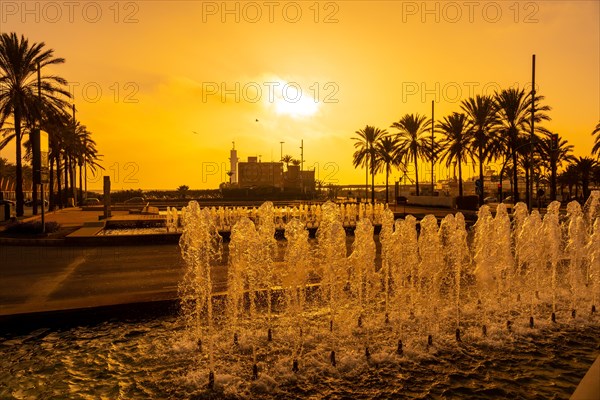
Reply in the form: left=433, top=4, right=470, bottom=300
left=271, top=80, right=319, bottom=118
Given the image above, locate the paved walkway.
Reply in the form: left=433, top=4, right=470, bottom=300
left=0, top=243, right=192, bottom=317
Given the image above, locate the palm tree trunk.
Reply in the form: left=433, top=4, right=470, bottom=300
left=458, top=161, right=463, bottom=197
left=14, top=112, right=24, bottom=217
left=550, top=151, right=557, bottom=201
left=49, top=156, right=55, bottom=210
left=512, top=139, right=519, bottom=203
left=365, top=156, right=368, bottom=203
left=478, top=144, right=484, bottom=206
left=32, top=132, right=38, bottom=215
left=64, top=154, right=69, bottom=206
left=56, top=154, right=63, bottom=209
left=69, top=157, right=76, bottom=205
left=525, top=167, right=530, bottom=208
left=371, top=152, right=375, bottom=204
left=385, top=164, right=389, bottom=204
left=414, top=151, right=420, bottom=196
left=79, top=163, right=83, bottom=205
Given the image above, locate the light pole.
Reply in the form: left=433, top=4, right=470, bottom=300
left=431, top=100, right=435, bottom=195
left=529, top=54, right=536, bottom=211
left=280, top=141, right=284, bottom=161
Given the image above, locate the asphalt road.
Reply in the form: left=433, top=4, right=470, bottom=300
left=0, top=244, right=231, bottom=316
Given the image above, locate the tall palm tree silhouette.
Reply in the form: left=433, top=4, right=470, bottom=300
left=495, top=88, right=551, bottom=202
left=537, top=132, right=574, bottom=200
left=461, top=95, right=498, bottom=205
left=352, top=125, right=386, bottom=203
left=574, top=157, right=598, bottom=200
left=437, top=112, right=472, bottom=197
left=0, top=33, right=70, bottom=215
left=592, top=122, right=600, bottom=158
left=391, top=114, right=431, bottom=196
left=375, top=136, right=403, bottom=204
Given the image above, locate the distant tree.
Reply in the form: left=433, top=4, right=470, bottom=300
left=574, top=157, right=598, bottom=200
left=537, top=132, right=574, bottom=200
left=352, top=125, right=386, bottom=203
left=375, top=136, right=403, bottom=203
left=177, top=185, right=189, bottom=199
left=437, top=112, right=472, bottom=197
left=390, top=114, right=431, bottom=196
left=281, top=154, right=294, bottom=169
left=592, top=121, right=600, bottom=158
left=290, top=159, right=301, bottom=167
left=461, top=95, right=499, bottom=205
left=494, top=88, right=550, bottom=202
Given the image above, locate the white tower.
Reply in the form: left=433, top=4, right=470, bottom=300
left=229, top=141, right=238, bottom=184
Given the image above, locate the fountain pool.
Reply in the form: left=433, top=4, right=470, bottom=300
left=1, top=194, right=599, bottom=399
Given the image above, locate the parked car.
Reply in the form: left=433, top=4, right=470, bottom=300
left=124, top=197, right=146, bottom=204
left=83, top=198, right=101, bottom=206
left=0, top=199, right=16, bottom=206
left=502, top=196, right=514, bottom=204
left=483, top=196, right=497, bottom=204
left=24, top=199, right=49, bottom=207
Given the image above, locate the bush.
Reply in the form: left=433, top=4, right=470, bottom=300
left=4, top=221, right=61, bottom=234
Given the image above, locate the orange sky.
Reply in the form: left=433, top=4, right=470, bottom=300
left=1, top=0, right=599, bottom=190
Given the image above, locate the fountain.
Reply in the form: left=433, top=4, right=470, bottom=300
left=1, top=196, right=599, bottom=399
left=174, top=194, right=600, bottom=395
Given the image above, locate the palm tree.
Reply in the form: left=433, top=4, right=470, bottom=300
left=352, top=125, right=386, bottom=203
left=375, top=136, right=403, bottom=204
left=559, top=164, right=579, bottom=200
left=281, top=154, right=294, bottom=170
left=437, top=112, right=472, bottom=197
left=592, top=122, right=600, bottom=158
left=0, top=33, right=70, bottom=216
left=495, top=88, right=542, bottom=202
left=574, top=157, right=598, bottom=200
left=537, top=132, right=574, bottom=200
left=390, top=114, right=431, bottom=196
left=461, top=95, right=498, bottom=205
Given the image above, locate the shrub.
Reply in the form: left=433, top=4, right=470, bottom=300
left=4, top=221, right=60, bottom=234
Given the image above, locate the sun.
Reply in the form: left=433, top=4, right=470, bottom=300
left=269, top=80, right=319, bottom=118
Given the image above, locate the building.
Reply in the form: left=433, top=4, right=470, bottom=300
left=237, top=157, right=284, bottom=188
left=223, top=143, right=316, bottom=198
left=228, top=142, right=238, bottom=184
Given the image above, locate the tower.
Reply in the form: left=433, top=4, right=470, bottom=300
left=229, top=141, right=238, bottom=184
